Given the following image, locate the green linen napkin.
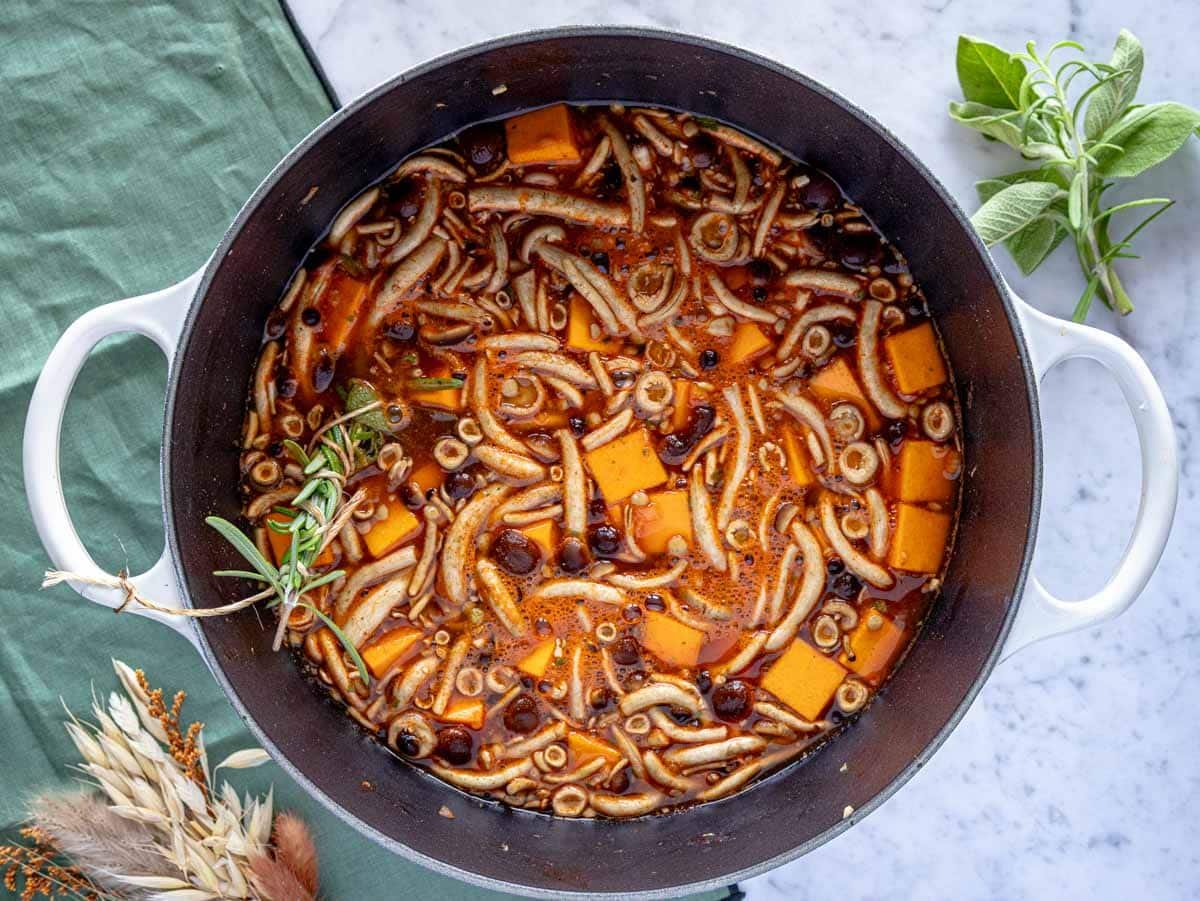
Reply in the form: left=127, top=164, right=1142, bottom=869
left=0, top=2, right=734, bottom=898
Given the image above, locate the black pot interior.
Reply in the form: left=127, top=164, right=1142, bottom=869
left=166, top=30, right=1037, bottom=896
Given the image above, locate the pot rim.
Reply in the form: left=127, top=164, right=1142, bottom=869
left=162, top=25, right=1042, bottom=899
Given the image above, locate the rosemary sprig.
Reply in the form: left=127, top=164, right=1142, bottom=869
left=208, top=386, right=390, bottom=685
left=950, top=31, right=1199, bottom=321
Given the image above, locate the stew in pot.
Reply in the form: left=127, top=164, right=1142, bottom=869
left=232, top=104, right=962, bottom=818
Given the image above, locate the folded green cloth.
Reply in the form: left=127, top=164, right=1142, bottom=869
left=0, top=3, right=733, bottom=897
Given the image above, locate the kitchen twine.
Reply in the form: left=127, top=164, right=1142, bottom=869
left=41, top=569, right=272, bottom=617
left=40, top=409, right=381, bottom=622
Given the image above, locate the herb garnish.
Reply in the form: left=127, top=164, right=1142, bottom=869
left=950, top=31, right=1200, bottom=320
left=207, top=397, right=388, bottom=685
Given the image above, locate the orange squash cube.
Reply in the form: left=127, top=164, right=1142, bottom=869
left=516, top=637, right=557, bottom=680
left=839, top=614, right=906, bottom=684
left=670, top=380, right=692, bottom=431
left=361, top=626, right=422, bottom=678
left=505, top=105, right=581, bottom=166
left=437, top=697, right=485, bottom=730
left=807, top=357, right=882, bottom=429
left=566, top=295, right=621, bottom=353
left=320, top=269, right=370, bottom=355
left=887, top=503, right=951, bottom=573
left=642, top=610, right=706, bottom=669
left=760, top=639, right=848, bottom=720
left=584, top=428, right=668, bottom=502
left=780, top=425, right=816, bottom=488
left=895, top=441, right=959, bottom=503
left=363, top=503, right=421, bottom=558
left=409, top=460, right=444, bottom=494
left=519, top=519, right=558, bottom=556
left=264, top=512, right=333, bottom=568
left=567, top=730, right=622, bottom=764
left=728, top=322, right=772, bottom=364
left=884, top=322, right=948, bottom=395
left=630, top=489, right=693, bottom=555
left=409, top=384, right=464, bottom=412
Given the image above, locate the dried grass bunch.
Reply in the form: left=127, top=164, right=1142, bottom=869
left=0, top=660, right=318, bottom=900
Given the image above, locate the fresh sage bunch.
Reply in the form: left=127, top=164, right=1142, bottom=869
left=950, top=31, right=1200, bottom=320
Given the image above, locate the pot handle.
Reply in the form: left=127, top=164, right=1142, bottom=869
left=1002, top=295, right=1177, bottom=658
left=23, top=267, right=205, bottom=649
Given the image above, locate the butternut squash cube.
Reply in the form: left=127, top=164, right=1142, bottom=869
left=760, top=639, right=848, bottom=720
left=409, top=460, right=444, bottom=494
left=519, top=519, right=558, bottom=555
left=895, top=441, right=959, bottom=503
left=631, top=489, right=693, bottom=555
left=887, top=503, right=951, bottom=573
left=567, top=730, right=622, bottom=765
left=566, top=295, right=621, bottom=353
left=361, top=626, right=422, bottom=678
left=264, top=512, right=333, bottom=567
left=670, top=380, right=692, bottom=431
left=320, top=268, right=370, bottom=355
left=437, top=697, right=485, bottom=730
left=363, top=503, right=421, bottom=558
left=584, top=428, right=668, bottom=502
left=505, top=104, right=581, bottom=166
left=410, top=385, right=464, bottom=412
left=839, top=613, right=905, bottom=685
left=642, top=610, right=706, bottom=669
left=780, top=425, right=816, bottom=488
left=884, top=322, right=948, bottom=395
left=516, top=637, right=557, bottom=680
left=808, top=357, right=882, bottom=429
left=728, top=322, right=772, bottom=363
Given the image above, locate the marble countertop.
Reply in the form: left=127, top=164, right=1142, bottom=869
left=286, top=3, right=1200, bottom=898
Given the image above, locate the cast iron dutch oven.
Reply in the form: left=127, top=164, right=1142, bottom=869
left=24, top=28, right=1178, bottom=898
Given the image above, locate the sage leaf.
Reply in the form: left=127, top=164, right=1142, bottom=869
left=949, top=101, right=1022, bottom=148
left=955, top=36, right=1026, bottom=109
left=969, top=181, right=1062, bottom=246
left=1084, top=29, right=1144, bottom=140
left=976, top=171, right=1070, bottom=274
left=1095, top=101, right=1200, bottom=177
left=345, top=377, right=390, bottom=432
left=1007, top=217, right=1067, bottom=275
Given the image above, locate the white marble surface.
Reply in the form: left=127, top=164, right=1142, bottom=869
left=287, top=3, right=1200, bottom=898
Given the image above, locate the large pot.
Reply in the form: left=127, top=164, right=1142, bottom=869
left=23, top=28, right=1178, bottom=898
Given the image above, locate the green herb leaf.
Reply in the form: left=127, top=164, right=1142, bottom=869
left=950, top=32, right=1190, bottom=320
left=213, top=569, right=273, bottom=582
left=345, top=378, right=390, bottom=432
left=969, top=181, right=1062, bottom=245
left=206, top=516, right=279, bottom=582
left=408, top=377, right=465, bottom=390
left=1094, top=101, right=1200, bottom=177
left=282, top=439, right=310, bottom=466
left=955, top=36, right=1026, bottom=109
left=1083, top=30, right=1144, bottom=141
left=976, top=170, right=1072, bottom=274
left=301, top=603, right=370, bottom=686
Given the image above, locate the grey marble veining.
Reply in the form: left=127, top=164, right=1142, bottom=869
left=286, top=2, right=1200, bottom=897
